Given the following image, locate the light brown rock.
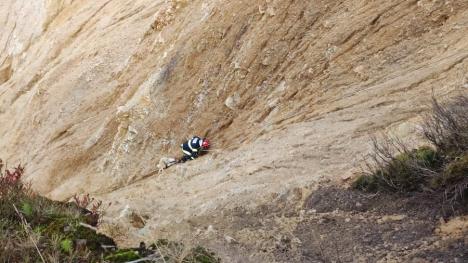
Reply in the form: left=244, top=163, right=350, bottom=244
left=0, top=0, right=467, bottom=254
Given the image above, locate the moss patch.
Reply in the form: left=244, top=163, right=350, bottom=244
left=60, top=239, right=73, bottom=254
left=105, top=250, right=141, bottom=262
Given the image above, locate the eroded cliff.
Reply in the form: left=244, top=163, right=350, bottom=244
left=1, top=0, right=467, bottom=261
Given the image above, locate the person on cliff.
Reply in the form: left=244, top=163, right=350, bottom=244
left=178, top=136, right=210, bottom=163
left=156, top=136, right=210, bottom=172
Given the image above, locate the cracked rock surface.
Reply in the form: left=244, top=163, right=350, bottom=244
left=1, top=0, right=467, bottom=261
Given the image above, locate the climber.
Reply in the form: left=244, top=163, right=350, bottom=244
left=178, top=136, right=210, bottom=163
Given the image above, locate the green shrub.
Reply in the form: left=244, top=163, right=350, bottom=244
left=388, top=146, right=440, bottom=191
left=60, top=239, right=73, bottom=254
left=430, top=154, right=467, bottom=188
left=382, top=159, right=423, bottom=192
left=20, top=201, right=33, bottom=217
left=442, top=154, right=468, bottom=184
left=105, top=250, right=141, bottom=262
left=352, top=174, right=378, bottom=192
left=354, top=146, right=440, bottom=192
left=411, top=146, right=440, bottom=167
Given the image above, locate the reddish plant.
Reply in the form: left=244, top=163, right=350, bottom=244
left=5, top=165, right=24, bottom=184
left=0, top=160, right=25, bottom=197
left=73, top=193, right=93, bottom=209
left=73, top=193, right=111, bottom=226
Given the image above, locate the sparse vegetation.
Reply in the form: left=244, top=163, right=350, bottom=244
left=0, top=161, right=220, bottom=262
left=0, top=162, right=116, bottom=262
left=353, top=144, right=441, bottom=192
left=353, top=95, right=468, bottom=213
left=104, top=249, right=140, bottom=262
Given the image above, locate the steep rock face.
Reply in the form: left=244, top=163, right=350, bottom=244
left=1, top=0, right=467, bottom=255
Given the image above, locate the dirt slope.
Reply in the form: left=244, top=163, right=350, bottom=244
left=1, top=0, right=467, bottom=261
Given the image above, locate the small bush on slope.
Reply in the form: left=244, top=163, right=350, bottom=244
left=353, top=95, right=467, bottom=213
left=353, top=145, right=441, bottom=192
